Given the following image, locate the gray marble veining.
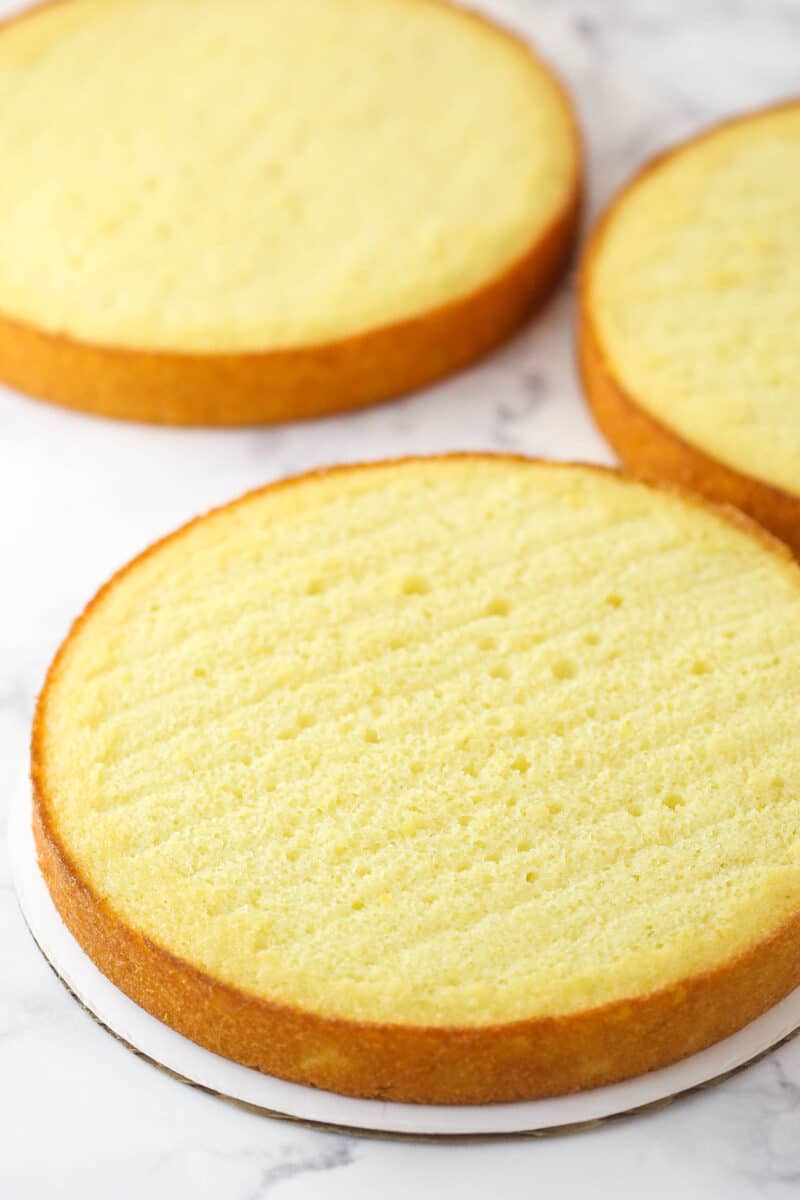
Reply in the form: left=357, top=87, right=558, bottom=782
left=3, top=0, right=800, bottom=1195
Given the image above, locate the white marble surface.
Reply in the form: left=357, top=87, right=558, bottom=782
left=2, top=0, right=800, bottom=1194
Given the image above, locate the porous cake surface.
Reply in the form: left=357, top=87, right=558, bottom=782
left=0, top=0, right=575, bottom=353
left=35, top=458, right=800, bottom=1033
left=585, top=102, right=800, bottom=497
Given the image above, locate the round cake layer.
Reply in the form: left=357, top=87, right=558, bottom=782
left=33, top=457, right=800, bottom=1102
left=580, top=101, right=800, bottom=552
left=0, top=0, right=579, bottom=424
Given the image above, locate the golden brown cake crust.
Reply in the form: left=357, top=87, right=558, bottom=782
left=31, top=455, right=800, bottom=1104
left=0, top=0, right=581, bottom=428
left=578, top=100, right=800, bottom=556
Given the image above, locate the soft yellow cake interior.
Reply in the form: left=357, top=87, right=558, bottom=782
left=587, top=104, right=800, bottom=495
left=39, top=459, right=800, bottom=1026
left=0, top=0, right=575, bottom=352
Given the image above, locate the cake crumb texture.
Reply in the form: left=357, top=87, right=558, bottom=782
left=0, top=0, right=576, bottom=353
left=35, top=458, right=800, bottom=1036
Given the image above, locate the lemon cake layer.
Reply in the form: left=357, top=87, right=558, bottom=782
left=0, top=0, right=579, bottom=425
left=579, top=101, right=800, bottom=553
left=33, top=456, right=800, bottom=1103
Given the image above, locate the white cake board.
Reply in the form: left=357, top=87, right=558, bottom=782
left=11, top=785, right=800, bottom=1139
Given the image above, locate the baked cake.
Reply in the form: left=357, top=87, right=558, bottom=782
left=32, top=456, right=800, bottom=1102
left=579, top=101, right=800, bottom=553
left=0, top=0, right=580, bottom=424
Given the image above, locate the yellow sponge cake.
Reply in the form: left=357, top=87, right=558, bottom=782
left=33, top=456, right=800, bottom=1102
left=580, top=102, right=800, bottom=553
left=0, top=0, right=579, bottom=424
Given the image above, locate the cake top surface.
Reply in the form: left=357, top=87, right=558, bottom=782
left=35, top=457, right=800, bottom=1027
left=586, top=102, right=800, bottom=497
left=0, top=0, right=576, bottom=352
